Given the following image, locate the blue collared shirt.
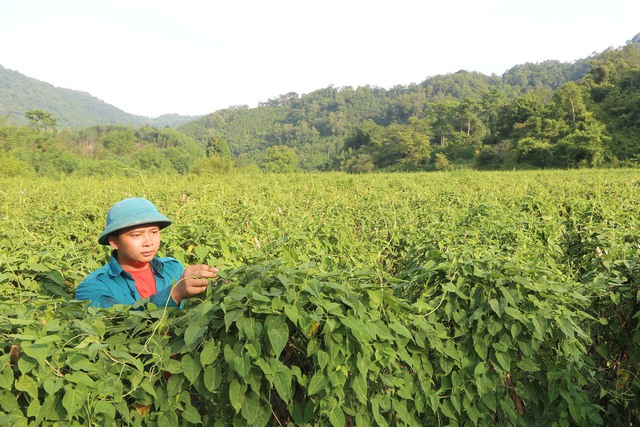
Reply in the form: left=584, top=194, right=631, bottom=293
left=75, top=251, right=185, bottom=308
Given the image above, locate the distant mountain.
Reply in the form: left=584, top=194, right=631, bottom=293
left=176, top=32, right=640, bottom=170
left=0, top=65, right=199, bottom=128
left=2, top=32, right=638, bottom=131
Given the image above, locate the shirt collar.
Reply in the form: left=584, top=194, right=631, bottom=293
left=106, top=250, right=164, bottom=277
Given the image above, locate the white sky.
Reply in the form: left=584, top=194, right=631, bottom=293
left=1, top=0, right=638, bottom=118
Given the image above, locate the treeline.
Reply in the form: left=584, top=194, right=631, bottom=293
left=0, top=120, right=218, bottom=178
left=179, top=34, right=640, bottom=172
left=0, top=34, right=639, bottom=177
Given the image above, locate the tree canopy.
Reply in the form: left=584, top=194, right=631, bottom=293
left=1, top=33, right=640, bottom=176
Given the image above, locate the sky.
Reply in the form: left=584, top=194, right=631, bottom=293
left=1, top=0, right=639, bottom=118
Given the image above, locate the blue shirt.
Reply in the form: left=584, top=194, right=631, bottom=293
left=75, top=251, right=185, bottom=308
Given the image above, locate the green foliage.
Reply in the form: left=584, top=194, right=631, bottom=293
left=100, top=129, right=136, bottom=157
left=167, top=261, right=430, bottom=425
left=260, top=145, right=299, bottom=173
left=1, top=170, right=640, bottom=425
left=0, top=123, right=207, bottom=177
left=205, top=133, right=232, bottom=158
left=0, top=152, right=32, bottom=177
left=2, top=38, right=640, bottom=175
left=342, top=120, right=432, bottom=171
left=173, top=39, right=640, bottom=172
left=341, top=151, right=375, bottom=174
left=24, top=110, right=57, bottom=131
left=134, top=147, right=175, bottom=173
left=442, top=131, right=480, bottom=162
left=516, top=137, right=553, bottom=167
left=589, top=67, right=640, bottom=161
left=476, top=141, right=516, bottom=170
left=501, top=60, right=590, bottom=92
left=190, top=156, right=235, bottom=175
left=434, top=153, right=451, bottom=171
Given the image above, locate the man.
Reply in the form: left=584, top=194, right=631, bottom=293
left=75, top=197, right=218, bottom=308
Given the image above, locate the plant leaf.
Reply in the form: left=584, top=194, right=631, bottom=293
left=229, top=379, right=247, bottom=413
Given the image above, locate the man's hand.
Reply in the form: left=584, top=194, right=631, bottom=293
left=171, top=264, right=219, bottom=304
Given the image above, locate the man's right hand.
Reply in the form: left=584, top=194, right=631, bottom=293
left=171, top=264, right=219, bottom=304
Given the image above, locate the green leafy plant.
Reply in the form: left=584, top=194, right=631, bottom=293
left=1, top=170, right=639, bottom=425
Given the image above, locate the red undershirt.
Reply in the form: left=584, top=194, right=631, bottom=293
left=126, top=265, right=157, bottom=298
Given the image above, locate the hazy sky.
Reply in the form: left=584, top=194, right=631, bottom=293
left=1, top=0, right=638, bottom=117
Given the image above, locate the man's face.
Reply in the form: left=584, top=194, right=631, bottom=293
left=108, top=224, right=161, bottom=270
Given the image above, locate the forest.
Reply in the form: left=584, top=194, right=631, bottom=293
left=0, top=33, right=639, bottom=177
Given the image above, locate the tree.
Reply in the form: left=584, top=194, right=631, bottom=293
left=476, top=140, right=515, bottom=170
left=206, top=132, right=232, bottom=158
left=390, top=122, right=432, bottom=170
left=434, top=153, right=451, bottom=171
left=164, top=147, right=195, bottom=175
left=553, top=113, right=609, bottom=167
left=516, top=137, right=553, bottom=167
left=342, top=152, right=375, bottom=173
left=0, top=153, right=32, bottom=177
left=590, top=68, right=640, bottom=161
left=443, top=131, right=480, bottom=162
left=479, top=89, right=508, bottom=144
left=426, top=101, right=459, bottom=146
left=497, top=93, right=545, bottom=139
left=550, top=82, right=587, bottom=125
left=100, top=130, right=136, bottom=157
left=261, top=146, right=299, bottom=173
left=134, top=147, right=173, bottom=172
left=25, top=109, right=57, bottom=132
left=190, top=156, right=234, bottom=175
left=458, top=98, right=482, bottom=135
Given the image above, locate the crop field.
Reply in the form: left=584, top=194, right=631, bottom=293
left=1, top=169, right=639, bottom=426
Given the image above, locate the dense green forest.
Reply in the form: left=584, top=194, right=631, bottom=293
left=1, top=33, right=639, bottom=176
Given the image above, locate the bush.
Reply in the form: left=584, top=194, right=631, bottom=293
left=0, top=153, right=33, bottom=177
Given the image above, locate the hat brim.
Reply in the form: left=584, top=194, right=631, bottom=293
left=98, top=214, right=172, bottom=245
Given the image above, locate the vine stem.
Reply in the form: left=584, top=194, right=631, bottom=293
left=425, top=290, right=448, bottom=317
left=425, top=271, right=457, bottom=316
left=142, top=274, right=214, bottom=353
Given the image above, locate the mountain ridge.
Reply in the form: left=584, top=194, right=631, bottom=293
left=0, top=65, right=199, bottom=128
left=1, top=32, right=638, bottom=129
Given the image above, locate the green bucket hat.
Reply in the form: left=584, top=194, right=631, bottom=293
left=98, top=198, right=172, bottom=245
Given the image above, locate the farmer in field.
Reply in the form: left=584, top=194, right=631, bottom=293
left=75, top=197, right=218, bottom=308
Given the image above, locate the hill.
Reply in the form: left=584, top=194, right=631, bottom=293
left=0, top=65, right=199, bottom=128
left=176, top=33, right=639, bottom=170
left=177, top=59, right=592, bottom=169
left=1, top=32, right=639, bottom=176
